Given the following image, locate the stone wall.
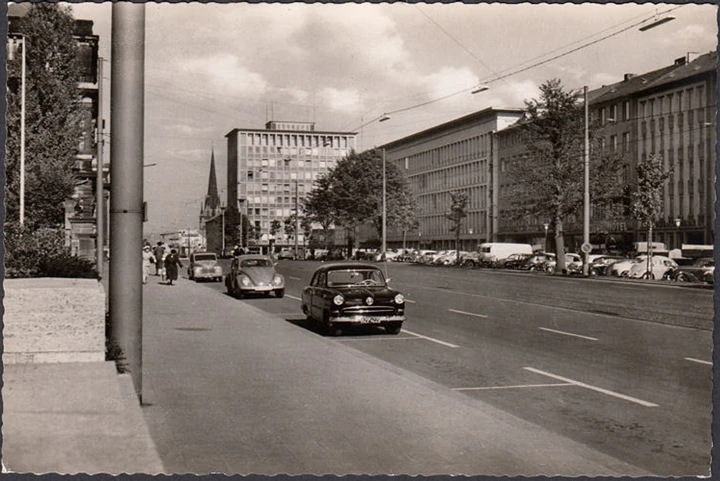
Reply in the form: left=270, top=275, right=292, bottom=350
left=3, top=278, right=106, bottom=364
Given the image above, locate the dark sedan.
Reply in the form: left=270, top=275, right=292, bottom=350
left=301, top=263, right=406, bottom=336
left=669, top=257, right=714, bottom=283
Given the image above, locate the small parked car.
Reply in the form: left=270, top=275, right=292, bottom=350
left=225, top=255, right=285, bottom=298
left=667, top=257, right=714, bottom=283
left=502, top=253, right=534, bottom=270
left=525, top=253, right=555, bottom=271
left=301, top=263, right=406, bottom=336
left=588, top=255, right=626, bottom=276
left=545, top=253, right=581, bottom=273
left=188, top=252, right=223, bottom=282
left=277, top=248, right=297, bottom=260
left=627, top=255, right=678, bottom=280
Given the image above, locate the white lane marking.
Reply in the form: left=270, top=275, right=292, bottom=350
left=335, top=336, right=419, bottom=342
left=453, top=383, right=573, bottom=391
left=286, top=294, right=302, bottom=301
left=538, top=327, right=598, bottom=341
left=289, top=276, right=301, bottom=280
left=405, top=299, right=417, bottom=304
left=684, top=357, right=712, bottom=366
left=448, top=308, right=488, bottom=319
left=401, top=329, right=459, bottom=348
left=524, top=367, right=658, bottom=407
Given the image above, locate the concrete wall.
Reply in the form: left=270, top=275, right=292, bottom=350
left=3, top=278, right=106, bottom=364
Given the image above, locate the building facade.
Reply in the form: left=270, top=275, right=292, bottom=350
left=381, top=108, right=525, bottom=250
left=8, top=9, right=103, bottom=262
left=225, top=121, right=357, bottom=250
left=494, top=51, right=716, bottom=253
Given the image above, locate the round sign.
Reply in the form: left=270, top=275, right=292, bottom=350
left=580, top=242, right=592, bottom=254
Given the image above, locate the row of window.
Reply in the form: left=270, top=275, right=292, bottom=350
left=238, top=132, right=354, bottom=149
left=411, top=160, right=488, bottom=192
left=404, top=134, right=491, bottom=172
left=418, top=210, right=487, bottom=237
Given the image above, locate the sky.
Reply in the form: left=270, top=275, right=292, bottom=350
left=65, top=2, right=718, bottom=237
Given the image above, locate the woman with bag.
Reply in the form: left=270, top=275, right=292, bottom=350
left=164, top=249, right=183, bottom=285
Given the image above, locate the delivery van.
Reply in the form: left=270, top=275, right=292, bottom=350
left=478, top=242, right=533, bottom=266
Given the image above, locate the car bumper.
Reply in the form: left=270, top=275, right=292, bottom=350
left=330, top=314, right=405, bottom=325
left=194, top=272, right=222, bottom=279
left=240, top=285, right=283, bottom=292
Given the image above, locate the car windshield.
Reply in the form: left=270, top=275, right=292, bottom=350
left=241, top=258, right=272, bottom=268
left=194, top=254, right=216, bottom=261
left=327, top=268, right=385, bottom=287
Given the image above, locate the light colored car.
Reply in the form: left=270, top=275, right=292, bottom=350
left=610, top=256, right=644, bottom=277
left=545, top=253, right=581, bottom=273
left=628, top=255, right=678, bottom=279
left=188, top=252, right=223, bottom=282
left=225, top=255, right=285, bottom=298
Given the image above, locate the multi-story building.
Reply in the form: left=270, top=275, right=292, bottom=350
left=381, top=108, right=525, bottom=250
left=495, top=51, right=716, bottom=252
left=225, top=121, right=357, bottom=250
left=8, top=7, right=103, bottom=261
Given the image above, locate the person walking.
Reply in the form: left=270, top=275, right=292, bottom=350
left=153, top=241, right=166, bottom=275
left=164, top=248, right=182, bottom=285
left=142, top=245, right=156, bottom=285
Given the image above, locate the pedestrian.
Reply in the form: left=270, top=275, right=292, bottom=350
left=164, top=248, right=182, bottom=285
left=233, top=244, right=244, bottom=257
left=142, top=245, right=156, bottom=285
left=153, top=241, right=166, bottom=275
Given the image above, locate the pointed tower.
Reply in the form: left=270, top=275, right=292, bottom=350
left=203, top=149, right=221, bottom=217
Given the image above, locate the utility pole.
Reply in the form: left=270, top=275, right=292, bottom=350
left=19, top=35, right=26, bottom=226
left=582, top=86, right=590, bottom=276
left=110, top=3, right=146, bottom=401
left=382, top=148, right=387, bottom=258
left=95, top=57, right=105, bottom=277
left=294, top=180, right=300, bottom=259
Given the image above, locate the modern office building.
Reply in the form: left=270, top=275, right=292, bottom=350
left=380, top=108, right=525, bottom=250
left=225, top=121, right=357, bottom=250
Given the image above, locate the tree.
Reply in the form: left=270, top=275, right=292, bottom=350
left=508, top=79, right=625, bottom=274
left=445, top=191, right=469, bottom=265
left=302, top=174, right=337, bottom=250
left=6, top=4, right=84, bottom=227
left=631, top=153, right=671, bottom=278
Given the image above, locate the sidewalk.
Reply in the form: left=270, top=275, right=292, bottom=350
left=139, top=274, right=652, bottom=476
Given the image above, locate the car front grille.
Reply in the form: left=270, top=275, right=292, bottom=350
left=340, top=305, right=396, bottom=316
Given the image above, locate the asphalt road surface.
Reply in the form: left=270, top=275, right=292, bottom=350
left=200, top=259, right=712, bottom=476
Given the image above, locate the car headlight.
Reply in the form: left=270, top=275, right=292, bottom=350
left=240, top=275, right=252, bottom=286
left=332, top=294, right=344, bottom=306
left=394, top=294, right=405, bottom=304
left=272, top=274, right=283, bottom=286
left=214, top=266, right=222, bottom=273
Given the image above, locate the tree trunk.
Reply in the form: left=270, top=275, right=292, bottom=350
left=646, top=224, right=653, bottom=277
left=555, top=217, right=566, bottom=274
left=455, top=227, right=461, bottom=265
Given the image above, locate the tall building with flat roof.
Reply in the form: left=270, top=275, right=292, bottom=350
left=225, top=121, right=356, bottom=249
left=380, top=108, right=525, bottom=250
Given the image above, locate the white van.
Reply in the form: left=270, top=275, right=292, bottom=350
left=478, top=242, right=533, bottom=266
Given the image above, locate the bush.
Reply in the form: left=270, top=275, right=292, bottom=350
left=4, top=221, right=97, bottom=278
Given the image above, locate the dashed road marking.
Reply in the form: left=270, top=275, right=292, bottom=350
left=524, top=367, right=658, bottom=407
left=405, top=299, right=417, bottom=304
left=401, top=329, right=459, bottom=348
left=286, top=294, right=302, bottom=301
left=684, top=357, right=712, bottom=366
left=448, top=308, right=488, bottom=319
left=453, top=382, right=573, bottom=391
left=336, top=336, right=419, bottom=342
left=538, top=327, right=598, bottom=341
left=289, top=276, right=301, bottom=280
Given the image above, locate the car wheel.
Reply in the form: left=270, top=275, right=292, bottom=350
left=621, top=271, right=629, bottom=278
left=641, top=272, right=655, bottom=280
left=275, top=289, right=285, bottom=298
left=676, top=272, right=690, bottom=282
left=385, top=323, right=402, bottom=335
left=225, top=276, right=233, bottom=294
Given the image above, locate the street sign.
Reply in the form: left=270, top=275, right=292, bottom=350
left=580, top=242, right=592, bottom=254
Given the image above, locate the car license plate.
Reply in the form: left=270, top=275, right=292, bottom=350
left=359, top=316, right=382, bottom=324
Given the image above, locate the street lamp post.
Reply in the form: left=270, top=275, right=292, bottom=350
left=9, top=34, right=28, bottom=226
left=674, top=217, right=682, bottom=250
left=220, top=204, right=226, bottom=256
left=582, top=86, right=590, bottom=276
left=294, top=179, right=300, bottom=259
left=543, top=223, right=549, bottom=252
left=381, top=148, right=387, bottom=259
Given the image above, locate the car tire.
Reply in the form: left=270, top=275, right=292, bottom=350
left=323, top=313, right=341, bottom=336
left=676, top=272, right=690, bottom=282
left=385, top=323, right=402, bottom=335
left=641, top=272, right=655, bottom=280
left=275, top=289, right=285, bottom=298
left=621, top=271, right=629, bottom=278
left=225, top=276, right=233, bottom=294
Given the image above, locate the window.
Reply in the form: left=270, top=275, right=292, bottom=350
left=623, top=101, right=631, bottom=121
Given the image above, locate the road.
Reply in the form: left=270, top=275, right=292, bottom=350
left=199, top=259, right=712, bottom=476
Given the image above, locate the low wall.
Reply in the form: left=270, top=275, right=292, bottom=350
left=3, top=278, right=106, bottom=364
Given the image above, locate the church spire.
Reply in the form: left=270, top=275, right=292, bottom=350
left=204, top=149, right=220, bottom=214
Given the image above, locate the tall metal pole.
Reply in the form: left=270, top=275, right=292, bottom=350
left=221, top=207, right=225, bottom=256
left=19, top=36, right=26, bottom=226
left=582, top=86, right=590, bottom=276
left=382, top=148, right=387, bottom=258
left=110, top=3, right=146, bottom=400
left=294, top=179, right=300, bottom=258
left=95, top=57, right=104, bottom=277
